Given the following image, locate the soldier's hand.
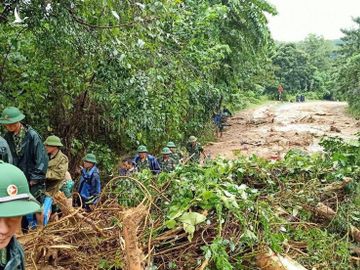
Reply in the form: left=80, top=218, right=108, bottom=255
left=29, top=180, right=37, bottom=186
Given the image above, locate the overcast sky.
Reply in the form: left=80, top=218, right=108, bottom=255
left=267, top=0, right=360, bottom=42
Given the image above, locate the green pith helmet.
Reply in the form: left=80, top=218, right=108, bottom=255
left=167, top=141, right=176, bottom=148
left=0, top=161, right=41, bottom=217
left=161, top=147, right=172, bottom=155
left=189, top=136, right=197, bottom=143
left=44, top=135, right=63, bottom=147
left=0, top=107, right=25, bottom=125
left=137, top=145, right=148, bottom=153
left=83, top=153, right=97, bottom=164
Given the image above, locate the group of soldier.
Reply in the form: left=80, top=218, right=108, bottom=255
left=0, top=105, right=213, bottom=269
left=0, top=106, right=112, bottom=217
left=120, top=135, right=207, bottom=175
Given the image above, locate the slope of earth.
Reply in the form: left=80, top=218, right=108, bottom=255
left=206, top=101, right=360, bottom=160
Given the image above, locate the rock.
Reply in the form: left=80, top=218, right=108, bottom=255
left=330, top=125, right=341, bottom=133
left=351, top=225, right=360, bottom=243
left=256, top=248, right=308, bottom=270
left=322, top=177, right=352, bottom=192
left=314, top=203, right=336, bottom=220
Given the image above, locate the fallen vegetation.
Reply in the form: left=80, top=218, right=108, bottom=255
left=20, top=135, right=360, bottom=270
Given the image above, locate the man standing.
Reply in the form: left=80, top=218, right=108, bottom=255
left=186, top=136, right=206, bottom=164
left=166, top=141, right=182, bottom=164
left=44, top=135, right=69, bottom=221
left=134, top=145, right=161, bottom=174
left=44, top=135, right=69, bottom=197
left=78, top=153, right=101, bottom=211
left=277, top=84, right=284, bottom=101
left=212, top=112, right=224, bottom=138
left=0, top=107, right=48, bottom=225
left=159, top=147, right=176, bottom=172
left=0, top=161, right=41, bottom=269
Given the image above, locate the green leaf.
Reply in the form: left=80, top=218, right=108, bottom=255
left=165, top=219, right=177, bottom=229
left=178, top=212, right=207, bottom=226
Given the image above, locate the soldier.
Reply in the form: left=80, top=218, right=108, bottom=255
left=44, top=135, right=69, bottom=197
left=159, top=147, right=176, bottom=172
left=0, top=107, right=48, bottom=226
left=119, top=158, right=137, bottom=176
left=0, top=161, right=41, bottom=269
left=186, top=136, right=206, bottom=164
left=0, top=136, right=12, bottom=164
left=166, top=141, right=182, bottom=164
left=134, top=145, right=161, bottom=174
left=212, top=112, right=224, bottom=138
left=78, top=153, right=101, bottom=212
left=44, top=135, right=69, bottom=222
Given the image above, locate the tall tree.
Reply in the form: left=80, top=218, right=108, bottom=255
left=271, top=43, right=316, bottom=92
left=0, top=0, right=276, bottom=168
left=333, top=17, right=360, bottom=113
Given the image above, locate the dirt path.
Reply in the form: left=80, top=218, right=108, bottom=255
left=205, top=101, right=360, bottom=160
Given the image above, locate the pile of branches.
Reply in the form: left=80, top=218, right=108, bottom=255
left=20, top=177, right=150, bottom=270
left=20, top=137, right=360, bottom=270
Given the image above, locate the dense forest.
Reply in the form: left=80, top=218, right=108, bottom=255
left=1, top=0, right=276, bottom=169
left=1, top=1, right=359, bottom=168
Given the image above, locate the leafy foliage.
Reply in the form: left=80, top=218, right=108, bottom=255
left=107, top=134, right=360, bottom=269
left=331, top=18, right=360, bottom=115
left=0, top=0, right=276, bottom=168
left=267, top=34, right=336, bottom=99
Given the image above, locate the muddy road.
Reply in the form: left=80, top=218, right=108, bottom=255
left=206, top=101, right=360, bottom=160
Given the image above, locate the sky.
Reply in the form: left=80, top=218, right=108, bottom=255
left=267, top=0, right=360, bottom=42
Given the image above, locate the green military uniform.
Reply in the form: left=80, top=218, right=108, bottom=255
left=186, top=136, right=204, bottom=163
left=0, top=237, right=25, bottom=270
left=0, top=107, right=48, bottom=203
left=0, top=162, right=41, bottom=270
left=160, top=157, right=176, bottom=172
left=44, top=136, right=69, bottom=197
left=0, top=136, right=13, bottom=164
left=167, top=141, right=182, bottom=164
left=136, top=146, right=151, bottom=172
left=159, top=147, right=176, bottom=172
left=137, top=158, right=150, bottom=171
left=134, top=145, right=161, bottom=174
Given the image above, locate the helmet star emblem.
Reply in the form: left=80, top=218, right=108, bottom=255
left=7, top=184, right=18, bottom=196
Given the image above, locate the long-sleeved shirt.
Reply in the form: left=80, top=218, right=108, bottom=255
left=1, top=237, right=26, bottom=270
left=0, top=136, right=13, bottom=164
left=4, top=125, right=48, bottom=184
left=45, top=150, right=69, bottom=196
left=134, top=154, right=161, bottom=174
left=78, top=166, right=101, bottom=204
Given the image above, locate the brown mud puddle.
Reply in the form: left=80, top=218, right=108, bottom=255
left=205, top=101, right=359, bottom=160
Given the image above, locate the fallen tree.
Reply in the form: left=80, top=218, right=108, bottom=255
left=20, top=136, right=360, bottom=269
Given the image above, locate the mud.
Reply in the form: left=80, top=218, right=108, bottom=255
left=206, top=101, right=359, bottom=160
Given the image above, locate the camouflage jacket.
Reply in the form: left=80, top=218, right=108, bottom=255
left=4, top=125, right=48, bottom=183
left=159, top=157, right=176, bottom=172
left=0, top=237, right=25, bottom=270
left=186, top=142, right=204, bottom=163
left=46, top=150, right=69, bottom=196
left=0, top=136, right=13, bottom=164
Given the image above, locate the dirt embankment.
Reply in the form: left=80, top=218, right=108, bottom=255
left=206, top=101, right=360, bottom=160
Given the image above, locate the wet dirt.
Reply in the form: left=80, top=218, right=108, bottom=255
left=205, top=101, right=360, bottom=160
